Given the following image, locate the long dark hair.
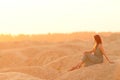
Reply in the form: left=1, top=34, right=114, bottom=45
left=94, top=35, right=102, bottom=48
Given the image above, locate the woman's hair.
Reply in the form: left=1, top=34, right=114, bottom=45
left=94, top=34, right=102, bottom=45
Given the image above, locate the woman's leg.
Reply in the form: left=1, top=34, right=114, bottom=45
left=68, top=60, right=84, bottom=71
left=68, top=52, right=88, bottom=71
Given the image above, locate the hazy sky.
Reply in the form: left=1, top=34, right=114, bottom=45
left=0, top=0, right=120, bottom=34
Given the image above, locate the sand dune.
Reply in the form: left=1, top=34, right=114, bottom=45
left=0, top=72, right=43, bottom=80
left=0, top=66, right=59, bottom=80
left=56, top=63, right=120, bottom=80
left=0, top=32, right=119, bottom=80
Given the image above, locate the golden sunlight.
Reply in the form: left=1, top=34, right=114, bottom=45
left=0, top=0, right=120, bottom=34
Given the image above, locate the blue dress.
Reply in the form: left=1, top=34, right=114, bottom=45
left=81, top=46, right=103, bottom=67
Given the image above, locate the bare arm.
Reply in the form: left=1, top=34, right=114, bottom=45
left=84, top=43, right=97, bottom=54
left=99, top=44, right=113, bottom=63
left=84, top=48, right=94, bottom=53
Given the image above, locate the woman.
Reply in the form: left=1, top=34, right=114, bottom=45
left=69, top=34, right=113, bottom=71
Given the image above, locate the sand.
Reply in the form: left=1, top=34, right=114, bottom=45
left=0, top=32, right=119, bottom=80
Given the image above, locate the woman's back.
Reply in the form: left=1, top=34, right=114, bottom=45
left=93, top=46, right=103, bottom=63
left=94, top=46, right=103, bottom=57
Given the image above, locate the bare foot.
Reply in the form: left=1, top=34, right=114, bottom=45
left=68, top=67, right=76, bottom=71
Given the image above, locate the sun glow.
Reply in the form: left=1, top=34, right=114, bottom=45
left=0, top=0, right=120, bottom=34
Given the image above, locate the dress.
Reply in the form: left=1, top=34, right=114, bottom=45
left=81, top=46, right=103, bottom=67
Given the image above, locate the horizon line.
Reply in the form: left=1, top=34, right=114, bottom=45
left=0, top=31, right=119, bottom=35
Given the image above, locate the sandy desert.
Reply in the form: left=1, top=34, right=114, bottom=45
left=0, top=32, right=119, bottom=80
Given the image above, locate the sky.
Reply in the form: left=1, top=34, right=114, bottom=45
left=0, top=0, right=120, bottom=34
